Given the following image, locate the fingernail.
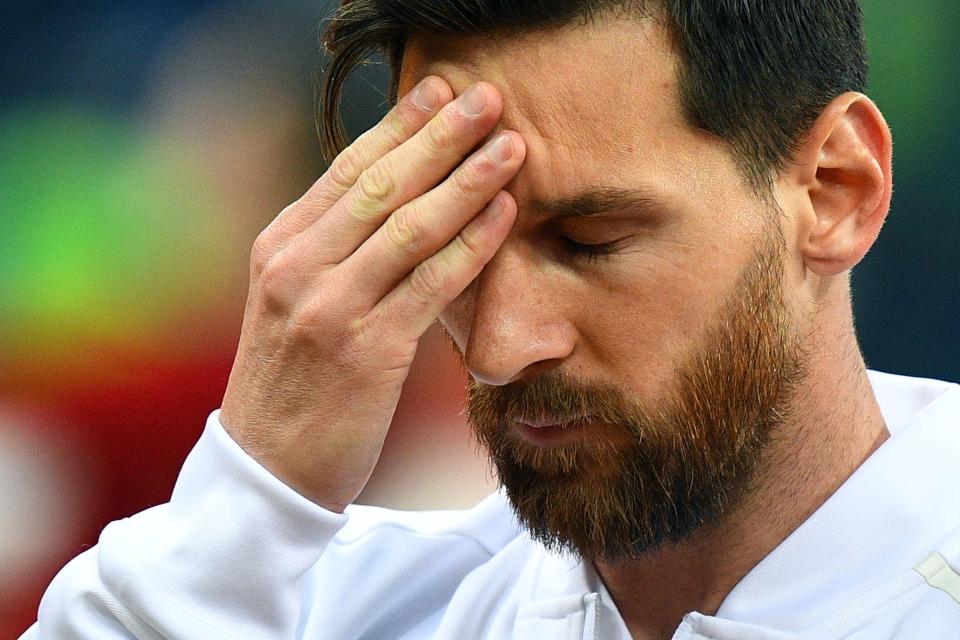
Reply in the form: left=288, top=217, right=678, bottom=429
left=459, top=84, right=486, bottom=116
left=485, top=133, right=513, bottom=163
left=412, top=79, right=439, bottom=111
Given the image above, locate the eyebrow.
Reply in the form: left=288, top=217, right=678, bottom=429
left=529, top=186, right=670, bottom=220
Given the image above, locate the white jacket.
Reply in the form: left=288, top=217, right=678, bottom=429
left=22, top=371, right=960, bottom=639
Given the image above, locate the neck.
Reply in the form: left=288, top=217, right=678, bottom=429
left=595, top=298, right=889, bottom=640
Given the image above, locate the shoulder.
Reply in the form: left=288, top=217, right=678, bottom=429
left=876, top=556, right=960, bottom=640
left=867, top=370, right=960, bottom=639
left=867, top=369, right=959, bottom=435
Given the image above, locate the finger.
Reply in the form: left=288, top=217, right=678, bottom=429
left=294, top=81, right=504, bottom=266
left=372, top=190, right=518, bottom=340
left=346, top=131, right=526, bottom=305
left=257, top=76, right=454, bottom=251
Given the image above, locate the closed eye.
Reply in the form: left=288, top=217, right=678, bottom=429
left=561, top=237, right=627, bottom=264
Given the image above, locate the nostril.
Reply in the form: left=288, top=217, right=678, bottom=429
left=465, top=354, right=568, bottom=388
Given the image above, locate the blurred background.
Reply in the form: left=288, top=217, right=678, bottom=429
left=1, top=0, right=957, bottom=635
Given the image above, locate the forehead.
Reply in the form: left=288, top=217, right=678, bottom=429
left=399, top=18, right=704, bottom=204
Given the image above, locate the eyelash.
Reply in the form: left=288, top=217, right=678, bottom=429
left=561, top=237, right=624, bottom=264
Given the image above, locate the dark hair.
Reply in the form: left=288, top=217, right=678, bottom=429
left=318, top=0, right=867, bottom=192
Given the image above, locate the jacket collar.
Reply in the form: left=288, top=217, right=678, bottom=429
left=516, top=547, right=630, bottom=639
left=714, top=372, right=960, bottom=633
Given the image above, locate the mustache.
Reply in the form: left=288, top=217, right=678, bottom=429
left=466, top=370, right=646, bottom=428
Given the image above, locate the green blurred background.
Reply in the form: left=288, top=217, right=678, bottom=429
left=1, top=1, right=957, bottom=635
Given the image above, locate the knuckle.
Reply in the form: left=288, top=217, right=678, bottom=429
left=250, top=233, right=275, bottom=277
left=290, top=299, right=367, bottom=358
left=328, top=144, right=363, bottom=190
left=288, top=303, right=329, bottom=341
left=451, top=161, right=485, bottom=195
left=287, top=286, right=346, bottom=341
left=455, top=225, right=486, bottom=264
left=409, top=260, right=447, bottom=302
left=344, top=316, right=368, bottom=342
left=420, top=117, right=454, bottom=159
left=385, top=208, right=421, bottom=254
left=343, top=316, right=378, bottom=358
left=353, top=161, right=394, bottom=216
left=256, top=253, right=294, bottom=310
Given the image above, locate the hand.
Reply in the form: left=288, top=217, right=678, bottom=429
left=219, top=77, right=526, bottom=511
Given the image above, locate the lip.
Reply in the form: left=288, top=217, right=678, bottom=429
left=517, top=415, right=585, bottom=429
left=514, top=416, right=592, bottom=446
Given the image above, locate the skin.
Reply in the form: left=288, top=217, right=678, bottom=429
left=220, top=15, right=893, bottom=640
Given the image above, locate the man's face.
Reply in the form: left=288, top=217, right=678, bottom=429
left=400, top=18, right=809, bottom=560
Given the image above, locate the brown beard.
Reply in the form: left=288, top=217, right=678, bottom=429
left=464, top=229, right=808, bottom=562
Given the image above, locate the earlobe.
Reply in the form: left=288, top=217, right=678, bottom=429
left=793, top=93, right=893, bottom=277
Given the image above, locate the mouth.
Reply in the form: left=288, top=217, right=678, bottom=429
left=513, top=415, right=592, bottom=446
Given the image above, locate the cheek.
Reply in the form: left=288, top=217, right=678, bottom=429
left=570, top=249, right=738, bottom=398
left=572, top=189, right=767, bottom=396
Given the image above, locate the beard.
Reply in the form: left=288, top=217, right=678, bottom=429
left=464, top=229, right=808, bottom=562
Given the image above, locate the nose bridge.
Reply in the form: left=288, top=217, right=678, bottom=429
left=464, top=246, right=574, bottom=385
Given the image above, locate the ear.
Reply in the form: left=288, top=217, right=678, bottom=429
left=788, top=92, right=893, bottom=276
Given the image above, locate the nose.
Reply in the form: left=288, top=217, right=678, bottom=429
left=444, top=246, right=576, bottom=386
